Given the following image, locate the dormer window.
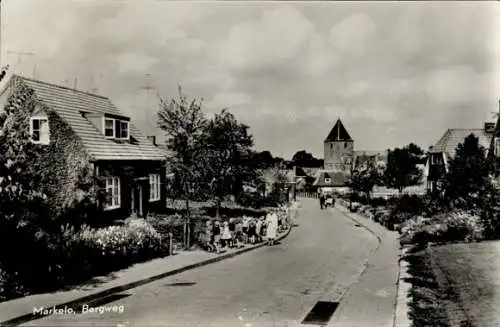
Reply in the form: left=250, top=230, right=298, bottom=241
left=103, top=117, right=129, bottom=140
left=325, top=178, right=331, bottom=183
left=30, top=117, right=50, bottom=145
left=104, top=119, right=114, bottom=137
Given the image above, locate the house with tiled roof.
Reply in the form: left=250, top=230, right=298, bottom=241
left=0, top=75, right=167, bottom=220
left=313, top=170, right=349, bottom=194
left=426, top=123, right=495, bottom=192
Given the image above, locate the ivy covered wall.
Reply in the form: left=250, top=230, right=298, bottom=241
left=37, top=109, right=97, bottom=222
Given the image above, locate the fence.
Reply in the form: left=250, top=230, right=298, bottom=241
left=297, top=192, right=319, bottom=199
left=297, top=190, right=425, bottom=200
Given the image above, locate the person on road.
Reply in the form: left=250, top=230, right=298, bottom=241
left=221, top=221, right=232, bottom=251
left=255, top=217, right=263, bottom=243
left=234, top=219, right=244, bottom=248
left=265, top=208, right=278, bottom=246
left=213, top=220, right=222, bottom=253
left=319, top=194, right=325, bottom=210
left=228, top=218, right=236, bottom=248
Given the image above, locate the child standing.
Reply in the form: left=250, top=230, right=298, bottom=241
left=221, top=221, right=232, bottom=251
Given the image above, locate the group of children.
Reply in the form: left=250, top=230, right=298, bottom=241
left=201, top=205, right=290, bottom=253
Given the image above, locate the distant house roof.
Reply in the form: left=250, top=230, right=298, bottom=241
left=429, top=128, right=493, bottom=159
left=324, top=119, right=353, bottom=142
left=300, top=167, right=322, bottom=178
left=313, top=170, right=348, bottom=187
left=5, top=75, right=166, bottom=162
left=353, top=150, right=388, bottom=168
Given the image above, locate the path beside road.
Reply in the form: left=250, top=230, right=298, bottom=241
left=328, top=202, right=400, bottom=327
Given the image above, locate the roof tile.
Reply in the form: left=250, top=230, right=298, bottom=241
left=11, top=75, right=166, bottom=162
left=430, top=128, right=492, bottom=158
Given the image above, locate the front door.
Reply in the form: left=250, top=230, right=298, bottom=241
left=132, top=183, right=144, bottom=217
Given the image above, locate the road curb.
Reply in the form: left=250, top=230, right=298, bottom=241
left=333, top=203, right=383, bottom=244
left=0, top=221, right=295, bottom=326
left=334, top=202, right=406, bottom=327
left=393, top=246, right=412, bottom=327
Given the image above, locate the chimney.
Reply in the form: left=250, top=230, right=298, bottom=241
left=484, top=122, right=496, bottom=134
left=147, top=135, right=156, bottom=146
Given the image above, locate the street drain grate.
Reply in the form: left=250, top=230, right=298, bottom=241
left=301, top=301, right=339, bottom=325
left=164, top=281, right=197, bottom=287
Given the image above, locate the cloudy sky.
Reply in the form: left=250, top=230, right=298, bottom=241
left=2, top=0, right=499, bottom=158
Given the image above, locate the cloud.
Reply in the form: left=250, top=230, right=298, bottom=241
left=1, top=1, right=497, bottom=158
left=117, top=53, right=159, bottom=74
left=216, top=5, right=316, bottom=72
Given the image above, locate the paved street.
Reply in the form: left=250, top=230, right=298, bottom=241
left=22, top=198, right=380, bottom=327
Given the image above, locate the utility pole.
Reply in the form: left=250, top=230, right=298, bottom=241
left=138, top=73, right=155, bottom=126
left=89, top=73, right=100, bottom=93
left=7, top=50, right=35, bottom=75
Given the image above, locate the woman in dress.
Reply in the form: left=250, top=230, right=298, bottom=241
left=265, top=208, right=278, bottom=246
left=220, top=221, right=232, bottom=251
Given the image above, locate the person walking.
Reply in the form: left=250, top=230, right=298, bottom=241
left=265, top=208, right=278, bottom=246
left=319, top=193, right=325, bottom=210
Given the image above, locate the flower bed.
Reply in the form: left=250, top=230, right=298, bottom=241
left=0, top=218, right=169, bottom=302
left=400, top=210, right=487, bottom=246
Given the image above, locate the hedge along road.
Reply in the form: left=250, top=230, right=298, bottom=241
left=21, top=198, right=379, bottom=327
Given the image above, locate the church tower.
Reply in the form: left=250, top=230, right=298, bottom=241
left=323, top=118, right=354, bottom=173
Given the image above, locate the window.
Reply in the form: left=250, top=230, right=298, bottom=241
left=104, top=118, right=129, bottom=140
left=325, top=178, right=331, bottom=184
left=30, top=117, right=49, bottom=144
left=119, top=121, right=129, bottom=139
left=149, top=174, right=161, bottom=202
left=104, top=119, right=114, bottom=137
left=104, top=177, right=121, bottom=209
left=495, top=138, right=500, bottom=157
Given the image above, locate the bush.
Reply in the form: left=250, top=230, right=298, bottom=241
left=370, top=197, right=388, bottom=207
left=401, top=210, right=487, bottom=246
left=441, top=211, right=485, bottom=242
left=71, top=219, right=167, bottom=266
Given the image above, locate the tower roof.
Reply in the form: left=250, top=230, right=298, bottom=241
left=324, top=119, right=352, bottom=142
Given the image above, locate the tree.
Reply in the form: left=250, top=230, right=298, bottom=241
left=250, top=150, right=275, bottom=169
left=349, top=164, right=381, bottom=201
left=384, top=143, right=424, bottom=193
left=0, top=78, right=55, bottom=293
left=291, top=150, right=323, bottom=168
left=157, top=87, right=207, bottom=249
left=443, top=134, right=493, bottom=209
left=203, top=109, right=254, bottom=217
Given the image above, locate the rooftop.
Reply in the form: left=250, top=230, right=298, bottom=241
left=324, top=119, right=353, bottom=142
left=6, top=75, right=166, bottom=162
left=429, top=128, right=493, bottom=158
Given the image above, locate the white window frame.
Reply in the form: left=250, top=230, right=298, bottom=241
left=104, top=118, right=114, bottom=138
left=30, top=117, right=50, bottom=145
left=149, top=174, right=161, bottom=202
left=103, top=117, right=130, bottom=140
left=495, top=137, right=500, bottom=157
left=324, top=178, right=332, bottom=184
left=104, top=176, right=121, bottom=210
